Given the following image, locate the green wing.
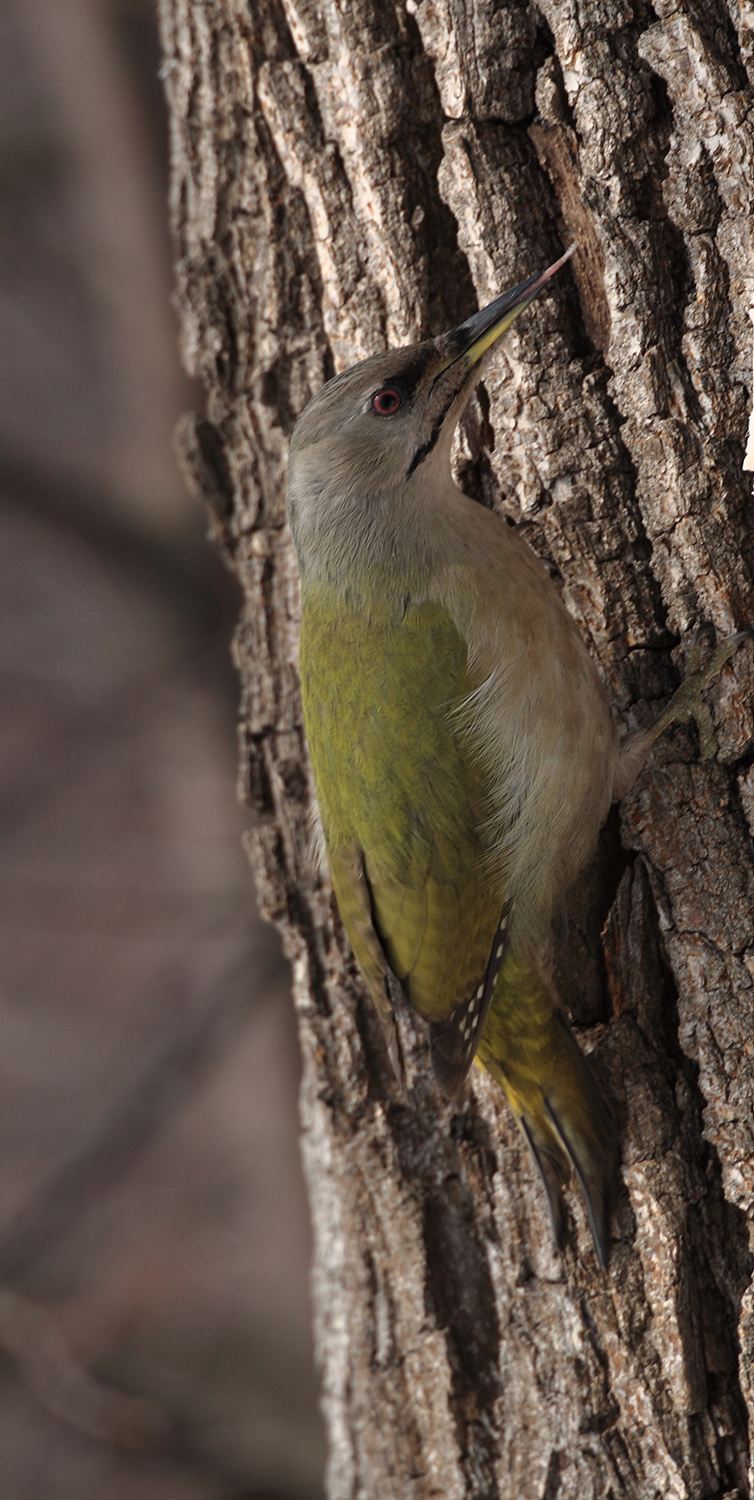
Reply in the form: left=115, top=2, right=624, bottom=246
left=300, top=587, right=504, bottom=1037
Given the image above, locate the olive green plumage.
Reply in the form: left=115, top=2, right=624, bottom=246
left=477, top=953, right=613, bottom=1256
left=301, top=588, right=496, bottom=1022
left=287, top=250, right=745, bottom=1267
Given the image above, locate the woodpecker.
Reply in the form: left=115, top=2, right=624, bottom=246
left=287, top=247, right=746, bottom=1264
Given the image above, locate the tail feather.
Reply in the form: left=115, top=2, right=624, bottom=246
left=544, top=1089, right=613, bottom=1268
left=478, top=963, right=617, bottom=1266
left=546, top=1012, right=616, bottom=1267
left=518, top=1114, right=568, bottom=1252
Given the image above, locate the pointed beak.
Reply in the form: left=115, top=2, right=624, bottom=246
left=436, top=244, right=575, bottom=372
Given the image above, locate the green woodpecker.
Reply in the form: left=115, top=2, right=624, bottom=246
left=287, top=247, right=746, bottom=1265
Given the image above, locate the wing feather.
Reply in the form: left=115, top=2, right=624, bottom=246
left=302, top=589, right=509, bottom=1074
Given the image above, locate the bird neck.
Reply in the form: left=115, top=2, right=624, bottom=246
left=293, top=472, right=448, bottom=609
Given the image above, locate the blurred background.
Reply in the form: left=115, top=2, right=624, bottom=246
left=0, top=1, right=324, bottom=1495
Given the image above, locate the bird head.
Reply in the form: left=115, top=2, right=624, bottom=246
left=287, top=247, right=574, bottom=575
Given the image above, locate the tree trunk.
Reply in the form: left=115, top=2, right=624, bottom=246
left=157, top=1, right=754, bottom=1495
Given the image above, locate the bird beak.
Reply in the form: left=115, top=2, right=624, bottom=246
left=436, top=245, right=575, bottom=372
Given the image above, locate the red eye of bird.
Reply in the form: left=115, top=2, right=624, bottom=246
left=371, top=388, right=402, bottom=416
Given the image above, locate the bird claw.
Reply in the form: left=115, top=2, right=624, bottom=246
left=657, top=627, right=751, bottom=759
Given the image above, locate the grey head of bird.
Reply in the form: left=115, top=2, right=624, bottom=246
left=287, top=246, right=574, bottom=585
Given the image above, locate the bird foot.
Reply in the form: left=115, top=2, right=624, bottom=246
left=653, top=626, right=751, bottom=758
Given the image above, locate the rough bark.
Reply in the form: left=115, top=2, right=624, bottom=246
left=157, top=1, right=754, bottom=1495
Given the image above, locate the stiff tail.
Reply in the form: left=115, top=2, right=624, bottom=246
left=477, top=959, right=616, bottom=1267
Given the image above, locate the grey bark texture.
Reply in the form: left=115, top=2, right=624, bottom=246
left=157, top=1, right=754, bottom=1495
